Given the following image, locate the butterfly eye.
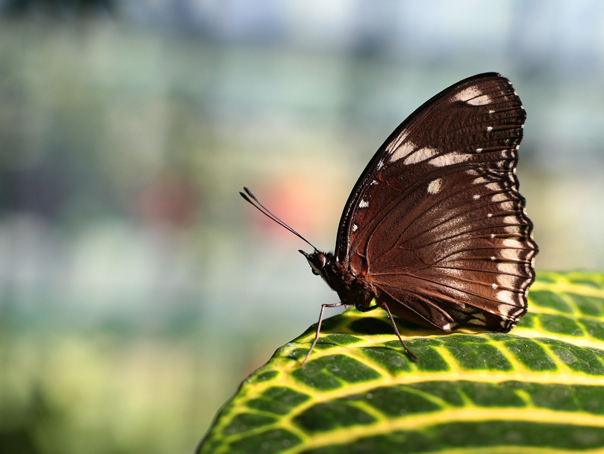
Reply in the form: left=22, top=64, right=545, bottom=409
left=311, top=269, right=320, bottom=276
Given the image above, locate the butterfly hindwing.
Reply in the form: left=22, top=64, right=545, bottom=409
left=335, top=73, right=537, bottom=332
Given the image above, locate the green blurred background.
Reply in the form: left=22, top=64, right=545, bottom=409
left=1, top=1, right=604, bottom=453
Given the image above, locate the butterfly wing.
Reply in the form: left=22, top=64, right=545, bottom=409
left=335, top=73, right=537, bottom=332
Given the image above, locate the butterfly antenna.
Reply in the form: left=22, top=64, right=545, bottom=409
left=240, top=186, right=317, bottom=251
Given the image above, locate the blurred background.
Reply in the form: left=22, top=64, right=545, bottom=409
left=2, top=0, right=604, bottom=453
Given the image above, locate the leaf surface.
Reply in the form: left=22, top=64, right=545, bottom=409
left=199, top=272, right=604, bottom=454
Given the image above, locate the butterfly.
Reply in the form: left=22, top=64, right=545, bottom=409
left=241, top=72, right=538, bottom=365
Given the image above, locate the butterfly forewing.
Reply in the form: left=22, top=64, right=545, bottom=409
left=335, top=73, right=537, bottom=332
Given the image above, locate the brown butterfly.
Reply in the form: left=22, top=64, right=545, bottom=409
left=242, top=72, right=538, bottom=365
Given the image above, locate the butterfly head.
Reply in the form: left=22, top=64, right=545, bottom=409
left=299, top=250, right=334, bottom=284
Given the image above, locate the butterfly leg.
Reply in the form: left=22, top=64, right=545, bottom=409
left=382, top=303, right=419, bottom=362
left=301, top=302, right=345, bottom=366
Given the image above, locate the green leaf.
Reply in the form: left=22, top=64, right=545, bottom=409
left=198, top=272, right=604, bottom=454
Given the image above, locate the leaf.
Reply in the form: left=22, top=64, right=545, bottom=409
left=198, top=272, right=604, bottom=454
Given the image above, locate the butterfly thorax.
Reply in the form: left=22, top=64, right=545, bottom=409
left=301, top=250, right=376, bottom=311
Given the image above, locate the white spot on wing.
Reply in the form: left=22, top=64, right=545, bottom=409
left=359, top=200, right=369, bottom=208
left=470, top=96, right=492, bottom=106
left=476, top=148, right=483, bottom=153
left=389, top=141, right=416, bottom=163
left=352, top=224, right=358, bottom=232
left=427, top=179, right=442, bottom=194
left=497, top=262, right=518, bottom=274
left=385, top=129, right=410, bottom=153
left=501, top=249, right=520, bottom=260
left=492, top=283, right=498, bottom=289
left=487, top=126, right=493, bottom=132
left=503, top=225, right=522, bottom=238
left=503, top=239, right=523, bottom=248
left=429, top=153, right=471, bottom=167
left=498, top=306, right=512, bottom=317
left=497, top=290, right=516, bottom=306
left=473, top=194, right=480, bottom=200
left=403, top=147, right=438, bottom=165
left=452, top=87, right=492, bottom=105
left=499, top=201, right=515, bottom=211
left=497, top=274, right=517, bottom=287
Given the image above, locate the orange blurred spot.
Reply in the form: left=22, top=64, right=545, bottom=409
left=137, top=171, right=198, bottom=227
left=248, top=174, right=342, bottom=244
